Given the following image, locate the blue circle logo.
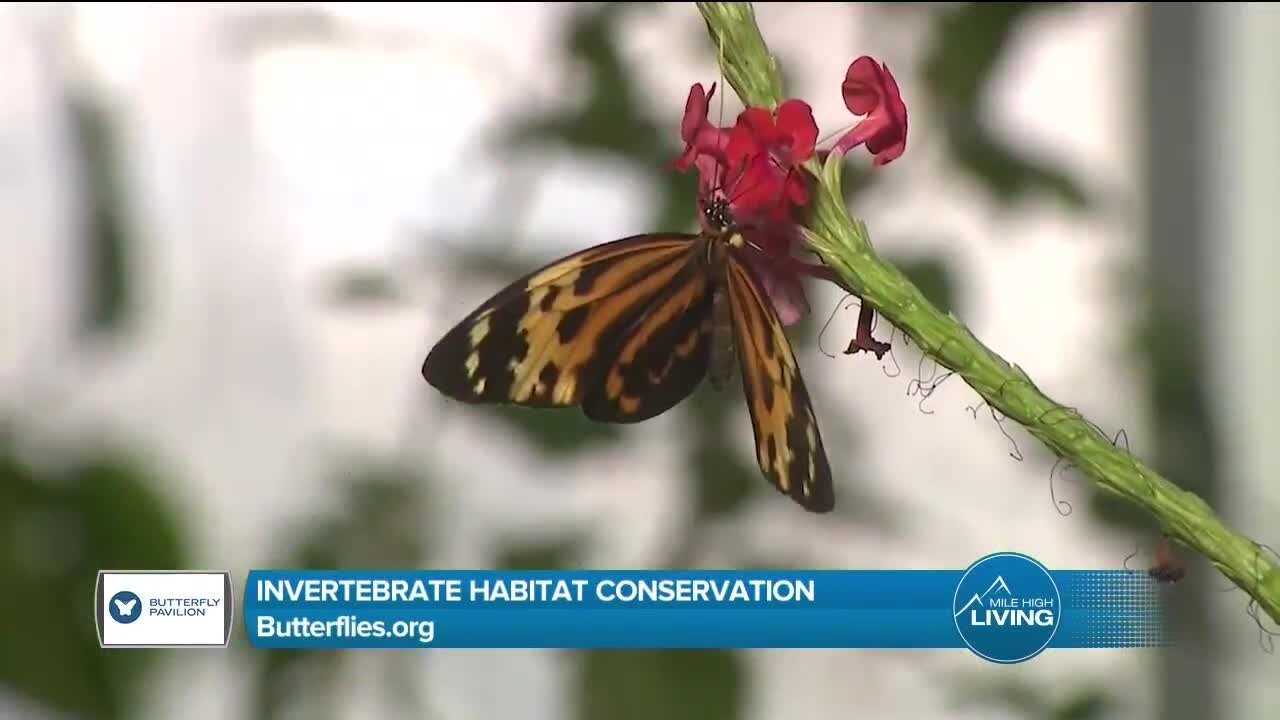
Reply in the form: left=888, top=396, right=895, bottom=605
left=108, top=590, right=142, bottom=625
left=953, top=552, right=1061, bottom=663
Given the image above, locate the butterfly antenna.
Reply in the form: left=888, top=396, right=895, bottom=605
left=815, top=121, right=857, bottom=150
left=702, top=36, right=799, bottom=232
left=702, top=33, right=730, bottom=208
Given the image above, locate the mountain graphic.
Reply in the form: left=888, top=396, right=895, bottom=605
left=955, top=575, right=1012, bottom=617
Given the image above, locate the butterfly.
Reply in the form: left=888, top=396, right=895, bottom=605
left=421, top=196, right=835, bottom=513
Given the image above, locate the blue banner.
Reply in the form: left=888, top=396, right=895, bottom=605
left=241, top=553, right=1171, bottom=663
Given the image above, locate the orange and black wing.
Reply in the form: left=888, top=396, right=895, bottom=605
left=422, top=233, right=717, bottom=424
left=723, top=248, right=835, bottom=513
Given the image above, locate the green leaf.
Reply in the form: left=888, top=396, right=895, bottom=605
left=485, top=405, right=622, bottom=457
left=429, top=240, right=561, bottom=283
left=244, top=454, right=434, bottom=720
left=69, top=93, right=135, bottom=339
left=576, top=648, right=743, bottom=720
left=946, top=674, right=1117, bottom=720
left=1054, top=688, right=1114, bottom=720
left=1087, top=485, right=1152, bottom=531
left=925, top=4, right=1052, bottom=107
left=1094, top=307, right=1216, bottom=533
left=736, top=554, right=806, bottom=571
left=290, top=454, right=433, bottom=570
left=839, top=161, right=880, bottom=205
left=947, top=119, right=1090, bottom=210
left=689, top=435, right=759, bottom=520
left=497, top=3, right=697, bottom=233
left=251, top=648, right=344, bottom=720
left=0, top=443, right=187, bottom=720
left=678, top=381, right=762, bottom=522
left=328, top=268, right=404, bottom=306
left=497, top=536, right=585, bottom=571
left=922, top=3, right=1089, bottom=211
left=503, top=4, right=658, bottom=158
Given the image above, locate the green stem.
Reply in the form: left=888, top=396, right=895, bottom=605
left=697, top=0, right=1280, bottom=625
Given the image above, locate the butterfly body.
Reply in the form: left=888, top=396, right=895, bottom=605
left=422, top=201, right=835, bottom=512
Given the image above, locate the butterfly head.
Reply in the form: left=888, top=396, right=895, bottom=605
left=702, top=196, right=736, bottom=235
left=702, top=197, right=753, bottom=253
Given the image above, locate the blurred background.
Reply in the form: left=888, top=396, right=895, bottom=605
left=1, top=2, right=1277, bottom=719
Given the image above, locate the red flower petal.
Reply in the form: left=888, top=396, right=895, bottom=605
left=842, top=57, right=883, bottom=116
left=747, top=250, right=810, bottom=327
left=673, top=82, right=731, bottom=174
left=714, top=99, right=818, bottom=219
left=844, top=304, right=890, bottom=359
left=681, top=82, right=713, bottom=143
left=738, top=107, right=778, bottom=142
left=776, top=99, right=817, bottom=161
left=834, top=56, right=908, bottom=166
left=725, top=114, right=764, bottom=169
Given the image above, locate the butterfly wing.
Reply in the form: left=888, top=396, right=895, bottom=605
left=422, top=233, right=714, bottom=423
left=723, top=247, right=836, bottom=513
left=580, top=245, right=718, bottom=423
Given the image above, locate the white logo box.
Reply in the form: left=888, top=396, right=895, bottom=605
left=95, top=571, right=235, bottom=648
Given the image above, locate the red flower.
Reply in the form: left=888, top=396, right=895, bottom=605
left=667, top=80, right=895, bottom=342
left=724, top=99, right=818, bottom=216
left=672, top=90, right=823, bottom=326
left=834, top=56, right=908, bottom=166
left=673, top=83, right=819, bottom=225
left=723, top=101, right=821, bottom=326
left=672, top=82, right=732, bottom=199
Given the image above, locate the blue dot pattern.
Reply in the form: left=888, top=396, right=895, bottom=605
left=1052, top=570, right=1170, bottom=648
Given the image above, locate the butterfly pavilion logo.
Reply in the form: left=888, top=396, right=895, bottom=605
left=108, top=590, right=143, bottom=625
left=952, top=552, right=1061, bottom=663
left=95, top=570, right=235, bottom=648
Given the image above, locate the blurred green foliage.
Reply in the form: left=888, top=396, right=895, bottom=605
left=577, top=649, right=743, bottom=720
left=498, top=535, right=586, bottom=571
left=327, top=267, right=406, bottom=307
left=1091, top=305, right=1220, bottom=531
left=486, top=405, right=623, bottom=457
left=949, top=674, right=1120, bottom=720
left=245, top=455, right=434, bottom=720
left=69, top=91, right=135, bottom=340
left=0, top=436, right=186, bottom=720
left=921, top=2, right=1091, bottom=211
left=502, top=3, right=700, bottom=234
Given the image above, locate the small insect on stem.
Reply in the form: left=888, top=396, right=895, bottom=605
left=1148, top=534, right=1186, bottom=584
